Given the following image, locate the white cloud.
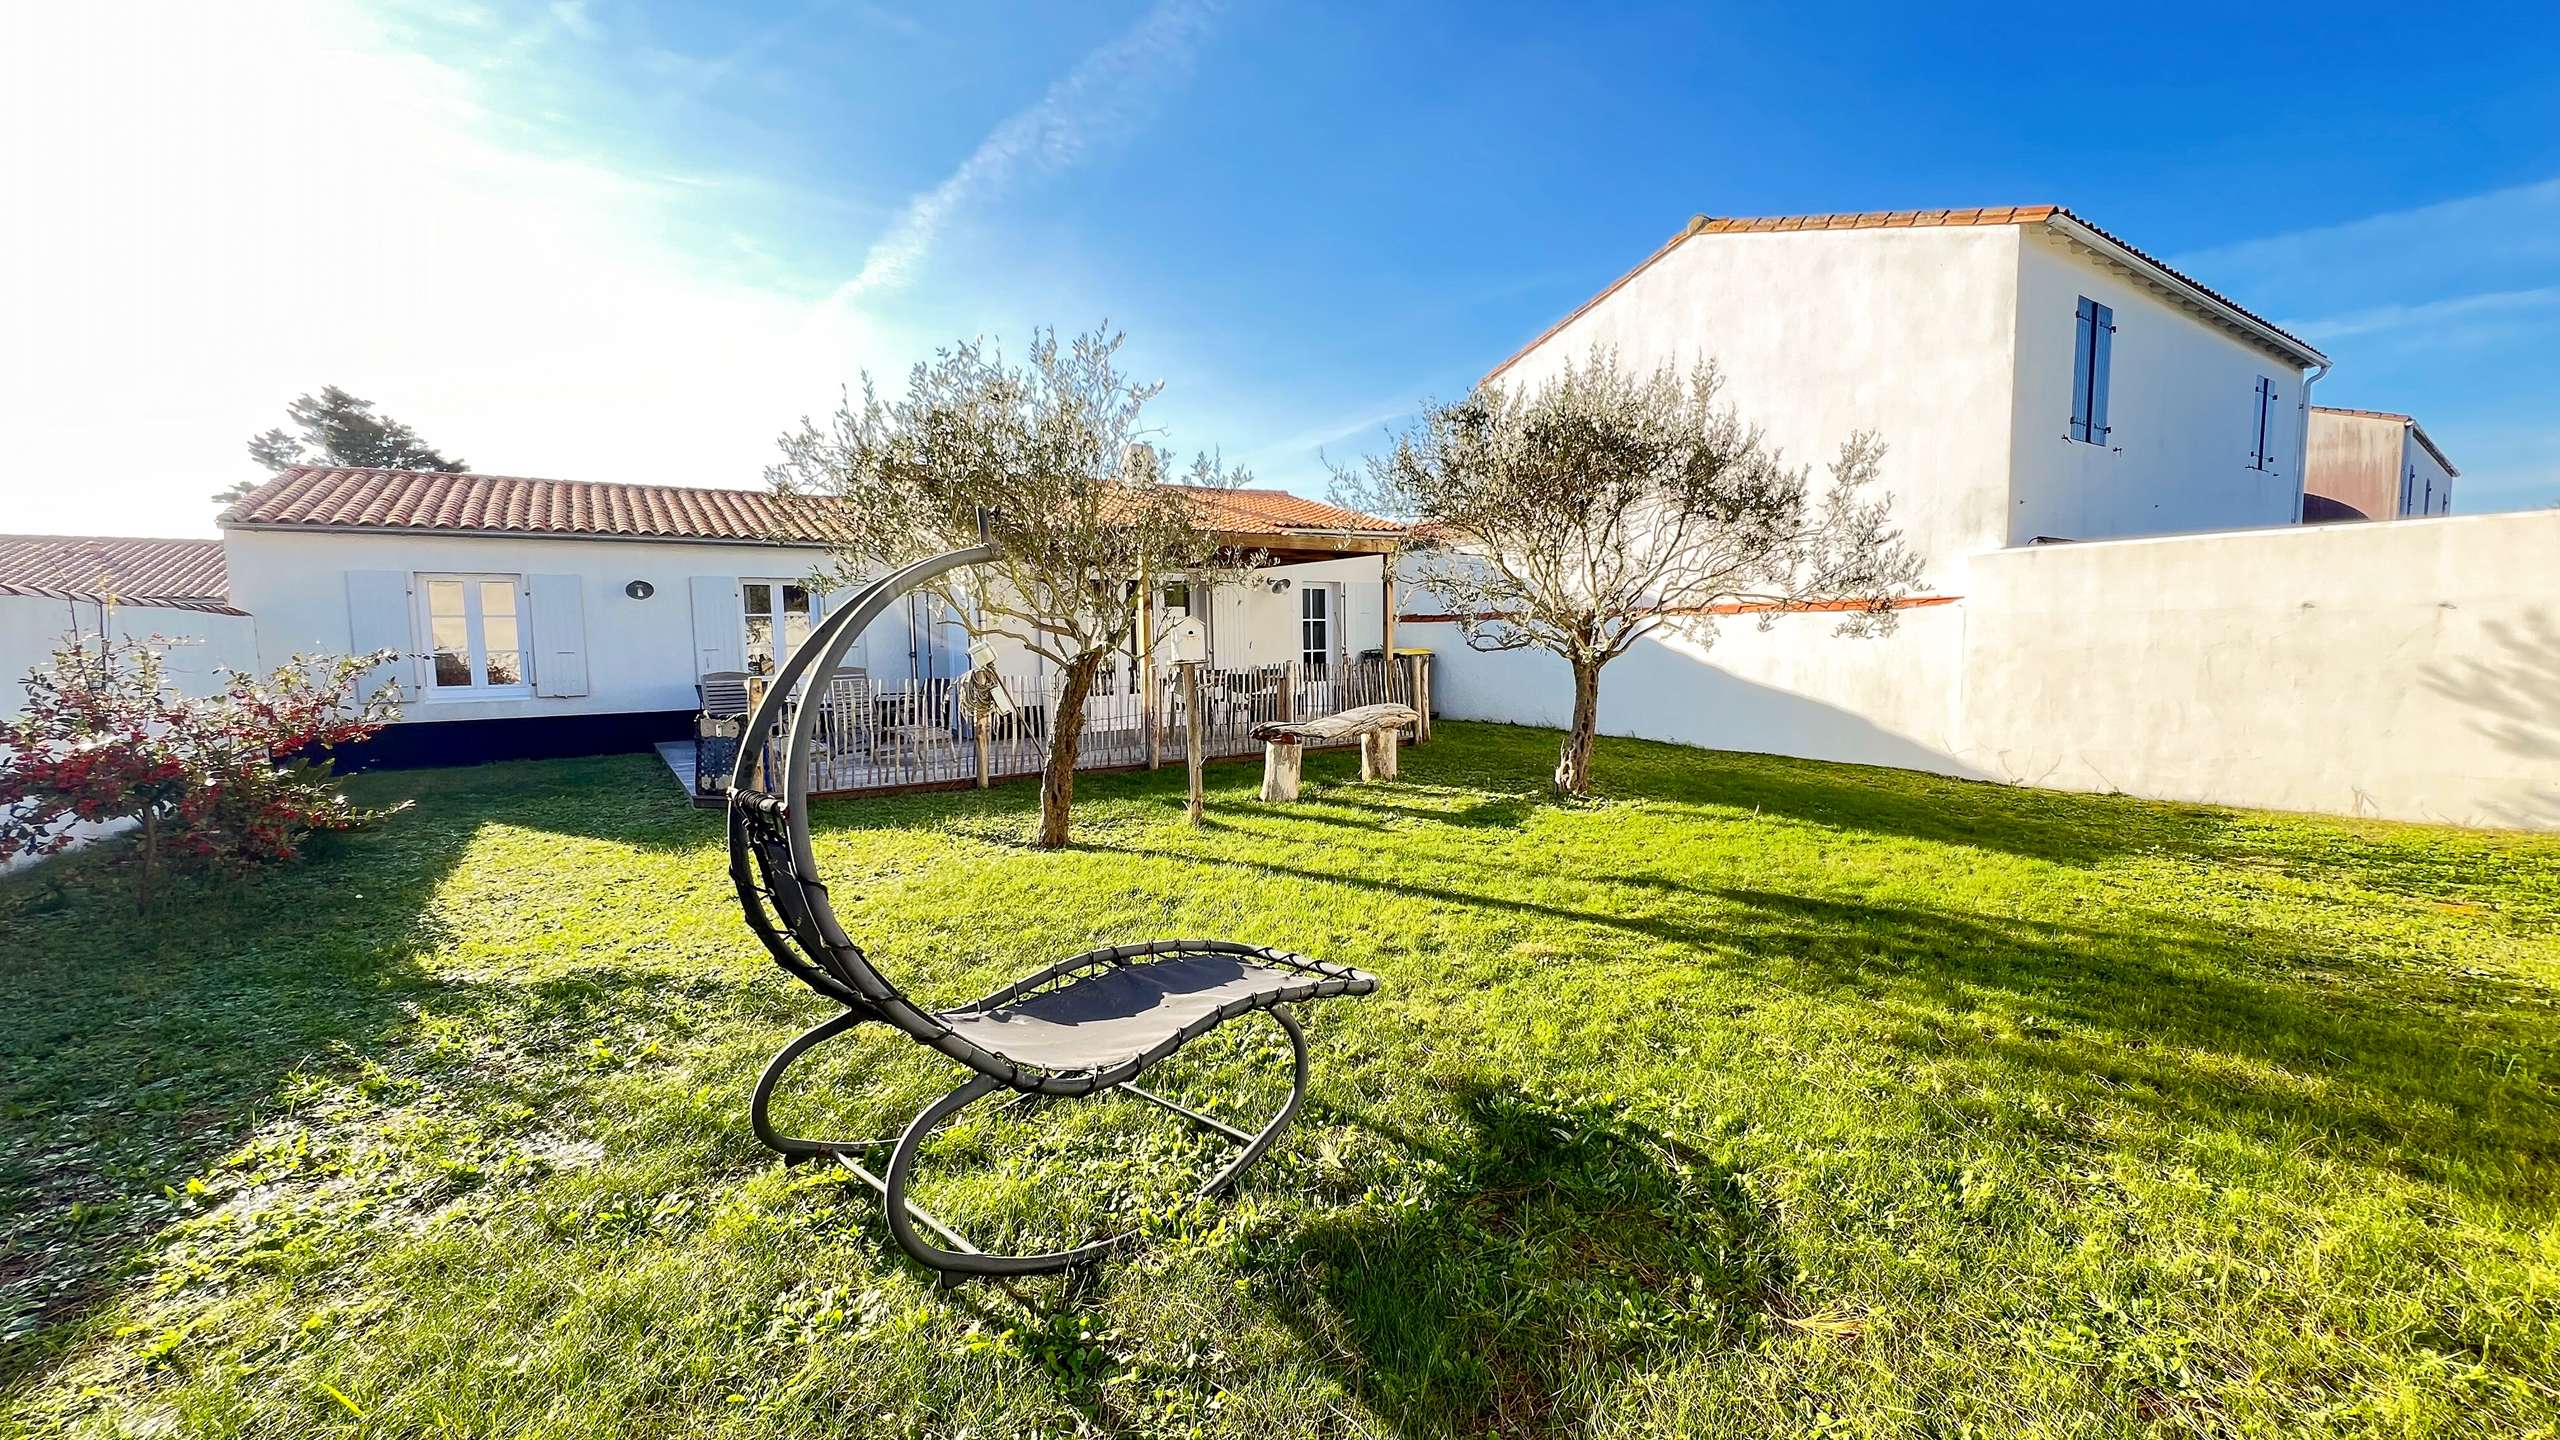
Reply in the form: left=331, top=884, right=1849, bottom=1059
left=819, top=0, right=1221, bottom=310
left=0, top=0, right=896, bottom=537
left=2292, top=286, right=2560, bottom=344
left=2170, top=177, right=2560, bottom=513
left=2172, top=176, right=2560, bottom=304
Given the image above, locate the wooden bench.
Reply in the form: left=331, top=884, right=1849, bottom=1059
left=1248, top=703, right=1420, bottom=801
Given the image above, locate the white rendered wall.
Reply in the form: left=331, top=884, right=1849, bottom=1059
left=1958, top=512, right=2557, bottom=829
left=2405, top=433, right=2456, bottom=517
left=1229, top=555, right=1393, bottom=667
left=1493, top=224, right=2024, bottom=588
left=1, top=594, right=257, bottom=716
left=1418, top=601, right=1975, bottom=780
left=226, top=528, right=1395, bottom=724
left=2007, top=230, right=2307, bottom=543
left=1419, top=511, right=2560, bottom=830
left=222, top=527, right=852, bottom=724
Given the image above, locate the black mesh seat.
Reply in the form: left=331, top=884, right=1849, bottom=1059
left=940, top=944, right=1378, bottom=1073
left=725, top=543, right=1380, bottom=1281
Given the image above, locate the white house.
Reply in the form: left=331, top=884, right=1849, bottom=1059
left=216, top=466, right=1404, bottom=767
left=1480, top=205, right=2333, bottom=584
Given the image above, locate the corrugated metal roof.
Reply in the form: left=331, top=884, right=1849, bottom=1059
left=0, top=534, right=231, bottom=607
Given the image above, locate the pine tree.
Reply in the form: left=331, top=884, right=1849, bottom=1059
left=222, top=386, right=468, bottom=504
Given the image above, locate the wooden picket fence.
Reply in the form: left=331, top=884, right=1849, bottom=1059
left=704, top=653, right=1430, bottom=798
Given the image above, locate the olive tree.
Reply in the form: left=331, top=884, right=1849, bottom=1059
left=1336, top=349, right=1921, bottom=797
left=770, top=327, right=1246, bottom=848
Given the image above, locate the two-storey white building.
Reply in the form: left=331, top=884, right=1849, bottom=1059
left=1413, top=204, right=2373, bottom=798
left=1480, top=205, right=2333, bottom=586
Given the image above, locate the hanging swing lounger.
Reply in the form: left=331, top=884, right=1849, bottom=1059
left=726, top=544, right=1378, bottom=1279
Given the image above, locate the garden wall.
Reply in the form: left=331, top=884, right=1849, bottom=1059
left=1411, top=508, right=2560, bottom=831
left=1, top=593, right=257, bottom=715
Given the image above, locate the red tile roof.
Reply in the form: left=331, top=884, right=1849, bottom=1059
left=221, top=467, right=1398, bottom=544
left=0, top=534, right=236, bottom=611
left=1177, top=486, right=1400, bottom=535
left=1484, top=205, right=2324, bottom=382
left=221, top=467, right=857, bottom=545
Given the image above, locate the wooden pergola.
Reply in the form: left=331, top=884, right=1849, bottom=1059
left=1135, top=506, right=1405, bottom=771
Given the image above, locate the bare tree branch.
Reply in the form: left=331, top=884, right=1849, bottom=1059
left=1335, top=348, right=1922, bottom=795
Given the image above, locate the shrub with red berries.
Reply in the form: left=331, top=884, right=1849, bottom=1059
left=1, top=627, right=406, bottom=907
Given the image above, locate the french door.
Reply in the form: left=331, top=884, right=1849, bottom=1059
left=742, top=580, right=817, bottom=676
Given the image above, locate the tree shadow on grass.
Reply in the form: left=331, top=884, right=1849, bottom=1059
left=1691, top=886, right=2560, bottom=1199
left=1398, top=722, right=2262, bottom=869
left=0, top=801, right=488, bottom=1386
left=1247, top=1079, right=1788, bottom=1438
left=902, top=1078, right=1789, bottom=1440
left=1076, top=832, right=2557, bottom=1209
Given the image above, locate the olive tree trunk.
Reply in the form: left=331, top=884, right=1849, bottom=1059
left=1553, top=655, right=1603, bottom=798
left=1036, top=651, right=1106, bottom=849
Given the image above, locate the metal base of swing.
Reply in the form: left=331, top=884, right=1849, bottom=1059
left=752, top=1007, right=1309, bottom=1280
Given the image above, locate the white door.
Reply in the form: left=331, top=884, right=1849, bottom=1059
left=1300, top=583, right=1340, bottom=710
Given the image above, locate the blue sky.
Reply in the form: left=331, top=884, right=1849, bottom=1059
left=5, top=0, right=2556, bottom=534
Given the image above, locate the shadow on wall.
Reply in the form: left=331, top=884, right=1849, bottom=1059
left=2419, top=608, right=2560, bottom=831
left=1422, top=624, right=1986, bottom=783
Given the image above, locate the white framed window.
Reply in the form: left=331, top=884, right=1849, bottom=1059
left=741, top=579, right=817, bottom=676
left=1300, top=584, right=1331, bottom=673
left=418, top=574, right=529, bottom=695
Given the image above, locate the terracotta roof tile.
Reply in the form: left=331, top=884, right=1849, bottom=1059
left=0, top=534, right=232, bottom=609
left=1176, top=487, right=1400, bottom=535
left=222, top=467, right=859, bottom=545
left=1485, top=204, right=2317, bottom=382
left=220, top=467, right=1400, bottom=545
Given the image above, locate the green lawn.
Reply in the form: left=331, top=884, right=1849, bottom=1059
left=4, top=722, right=2557, bottom=1439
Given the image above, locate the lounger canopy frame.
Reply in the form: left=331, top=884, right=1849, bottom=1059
left=725, top=543, right=1376, bottom=1278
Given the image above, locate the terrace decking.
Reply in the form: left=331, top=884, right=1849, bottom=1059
left=662, top=654, right=1431, bottom=805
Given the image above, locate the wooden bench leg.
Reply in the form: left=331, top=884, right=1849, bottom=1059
left=1361, top=727, right=1399, bottom=781
left=1261, top=741, right=1303, bottom=802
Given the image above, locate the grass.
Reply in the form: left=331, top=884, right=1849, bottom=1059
left=3, top=720, right=2557, bottom=1438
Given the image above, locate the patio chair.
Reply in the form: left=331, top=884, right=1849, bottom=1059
left=699, top=670, right=753, bottom=718
left=723, top=543, right=1378, bottom=1280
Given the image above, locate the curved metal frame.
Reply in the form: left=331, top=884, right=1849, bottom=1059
left=723, top=543, right=1372, bottom=1279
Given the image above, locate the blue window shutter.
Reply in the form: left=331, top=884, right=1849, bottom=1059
left=2087, top=302, right=2113, bottom=443
left=345, top=570, right=416, bottom=701
left=2070, top=298, right=2096, bottom=442
left=528, top=574, right=589, bottom=697
left=2402, top=466, right=2415, bottom=516
left=2251, top=377, right=2274, bottom=470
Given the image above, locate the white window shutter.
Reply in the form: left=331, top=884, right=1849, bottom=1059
left=344, top=570, right=414, bottom=701
left=689, top=575, right=743, bottom=675
left=527, top=574, right=589, bottom=697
